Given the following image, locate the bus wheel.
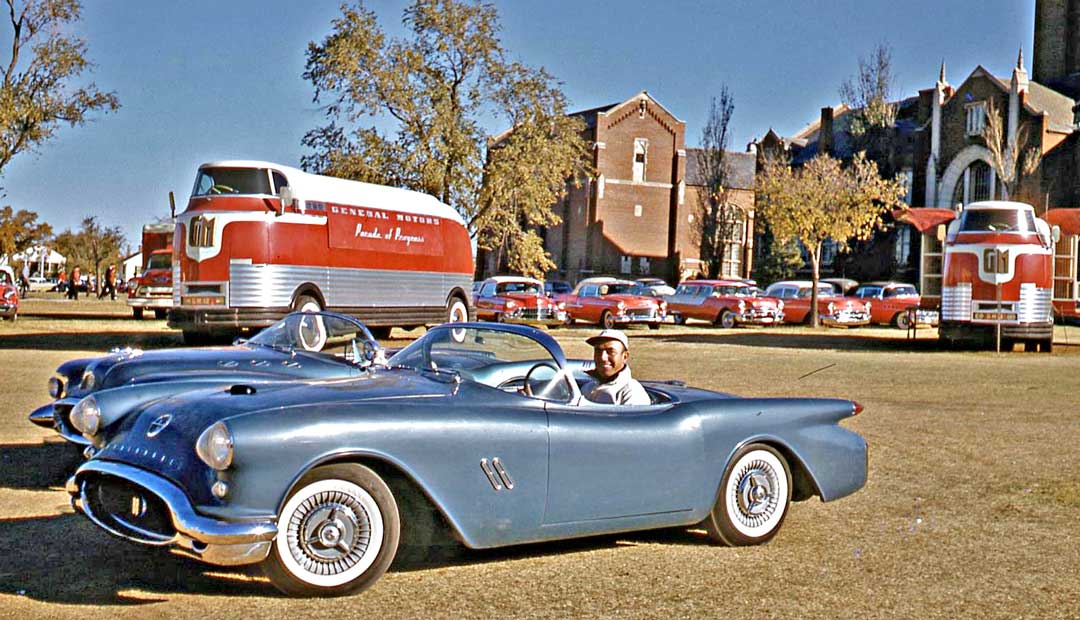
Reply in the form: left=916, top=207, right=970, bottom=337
left=132, top=307, right=144, bottom=320
left=446, top=297, right=468, bottom=323
left=154, top=309, right=168, bottom=320
left=1040, top=339, right=1054, bottom=353
left=294, top=294, right=322, bottom=313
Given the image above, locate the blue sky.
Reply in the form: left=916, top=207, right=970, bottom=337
left=1, top=0, right=1036, bottom=249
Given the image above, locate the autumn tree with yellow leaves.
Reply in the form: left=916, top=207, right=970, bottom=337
left=756, top=153, right=906, bottom=326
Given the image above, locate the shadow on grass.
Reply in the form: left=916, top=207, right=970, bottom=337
left=0, top=331, right=183, bottom=351
left=628, top=329, right=949, bottom=352
left=0, top=441, right=84, bottom=490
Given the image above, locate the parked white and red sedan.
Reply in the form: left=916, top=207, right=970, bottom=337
left=764, top=280, right=871, bottom=327
left=853, top=281, right=939, bottom=329
left=473, top=276, right=567, bottom=327
left=667, top=279, right=784, bottom=327
left=561, top=277, right=667, bottom=329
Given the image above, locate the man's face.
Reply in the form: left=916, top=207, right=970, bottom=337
left=593, top=340, right=628, bottom=381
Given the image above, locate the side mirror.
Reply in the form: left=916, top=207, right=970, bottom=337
left=935, top=223, right=947, bottom=243
left=1052, top=224, right=1062, bottom=244
left=278, top=185, right=294, bottom=216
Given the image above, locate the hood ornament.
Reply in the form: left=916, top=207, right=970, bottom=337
left=146, top=414, right=173, bottom=438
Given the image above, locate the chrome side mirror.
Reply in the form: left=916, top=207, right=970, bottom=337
left=278, top=185, right=294, bottom=215
left=1052, top=224, right=1062, bottom=244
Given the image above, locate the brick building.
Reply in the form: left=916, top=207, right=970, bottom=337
left=537, top=91, right=756, bottom=285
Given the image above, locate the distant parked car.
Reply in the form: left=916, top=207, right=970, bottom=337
left=27, top=275, right=52, bottom=292
left=561, top=277, right=667, bottom=329
left=473, top=276, right=567, bottom=327
left=765, top=280, right=871, bottom=327
left=0, top=266, right=19, bottom=321
left=634, top=277, right=676, bottom=297
left=667, top=280, right=784, bottom=328
left=853, top=282, right=939, bottom=329
left=543, top=280, right=572, bottom=296
left=821, top=278, right=860, bottom=296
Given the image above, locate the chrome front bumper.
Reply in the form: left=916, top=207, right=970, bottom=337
left=738, top=311, right=784, bottom=325
left=29, top=399, right=91, bottom=445
left=127, top=297, right=174, bottom=308
left=68, top=460, right=276, bottom=566
left=821, top=312, right=871, bottom=327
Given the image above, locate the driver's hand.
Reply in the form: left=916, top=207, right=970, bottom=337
left=518, top=383, right=534, bottom=397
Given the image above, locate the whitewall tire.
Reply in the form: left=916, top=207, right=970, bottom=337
left=702, top=443, right=791, bottom=546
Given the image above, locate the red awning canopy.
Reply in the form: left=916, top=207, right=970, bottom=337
left=1044, top=208, right=1080, bottom=236
left=892, top=208, right=958, bottom=233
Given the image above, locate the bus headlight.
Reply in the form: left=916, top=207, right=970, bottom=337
left=48, top=375, right=66, bottom=399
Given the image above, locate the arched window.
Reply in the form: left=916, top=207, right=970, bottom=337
left=950, top=160, right=998, bottom=206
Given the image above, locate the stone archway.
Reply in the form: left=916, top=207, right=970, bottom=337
left=938, top=145, right=994, bottom=207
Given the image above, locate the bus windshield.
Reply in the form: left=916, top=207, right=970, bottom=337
left=146, top=252, right=172, bottom=270
left=192, top=167, right=273, bottom=197
left=960, top=209, right=1036, bottom=233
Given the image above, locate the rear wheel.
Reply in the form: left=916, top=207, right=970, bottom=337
left=293, top=294, right=322, bottom=313
left=262, top=464, right=400, bottom=597
left=701, top=443, right=791, bottom=546
left=154, top=309, right=168, bottom=320
left=894, top=311, right=912, bottom=330
left=673, top=314, right=686, bottom=326
left=648, top=322, right=661, bottom=330
left=446, top=296, right=468, bottom=323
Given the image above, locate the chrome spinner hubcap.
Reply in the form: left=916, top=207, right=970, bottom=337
left=289, top=492, right=372, bottom=574
left=733, top=461, right=778, bottom=527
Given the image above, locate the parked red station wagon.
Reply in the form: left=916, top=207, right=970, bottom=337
left=561, top=277, right=667, bottom=329
left=764, top=280, right=871, bottom=327
left=852, top=281, right=940, bottom=329
left=473, top=276, right=567, bottom=327
left=667, top=279, right=784, bottom=328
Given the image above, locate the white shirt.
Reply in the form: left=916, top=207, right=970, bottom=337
left=581, top=366, right=651, bottom=406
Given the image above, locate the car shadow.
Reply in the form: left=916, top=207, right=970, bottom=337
left=0, top=331, right=183, bottom=351
left=628, top=329, right=946, bottom=352
left=0, top=441, right=85, bottom=490
left=0, top=513, right=269, bottom=604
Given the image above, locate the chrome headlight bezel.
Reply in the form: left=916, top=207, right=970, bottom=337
left=48, top=375, right=66, bottom=399
left=79, top=368, right=97, bottom=391
left=196, top=421, right=234, bottom=471
left=70, top=396, right=101, bottom=436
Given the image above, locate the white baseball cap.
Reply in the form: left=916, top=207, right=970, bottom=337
left=586, top=329, right=629, bottom=349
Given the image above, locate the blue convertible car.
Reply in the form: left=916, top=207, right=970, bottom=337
left=67, top=323, right=867, bottom=597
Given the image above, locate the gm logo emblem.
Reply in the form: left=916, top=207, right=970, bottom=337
left=146, top=414, right=173, bottom=438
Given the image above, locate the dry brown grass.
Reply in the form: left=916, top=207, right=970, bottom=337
left=0, top=311, right=1078, bottom=619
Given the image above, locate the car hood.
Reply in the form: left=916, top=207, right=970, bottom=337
left=603, top=294, right=657, bottom=307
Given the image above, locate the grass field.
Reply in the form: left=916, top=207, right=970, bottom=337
left=0, top=298, right=1077, bottom=619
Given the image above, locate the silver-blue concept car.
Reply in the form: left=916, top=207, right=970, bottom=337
left=66, top=322, right=867, bottom=597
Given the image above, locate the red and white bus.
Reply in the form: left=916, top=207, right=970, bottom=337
left=938, top=201, right=1055, bottom=351
left=168, top=161, right=474, bottom=342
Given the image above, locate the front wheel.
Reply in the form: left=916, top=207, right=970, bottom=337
left=263, top=464, right=400, bottom=597
left=600, top=310, right=616, bottom=330
left=132, top=307, right=144, bottom=320
left=154, top=309, right=168, bottom=320
left=717, top=309, right=737, bottom=329
left=894, top=311, right=912, bottom=330
left=701, top=443, right=791, bottom=546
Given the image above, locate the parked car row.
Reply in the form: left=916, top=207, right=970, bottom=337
left=472, top=275, right=937, bottom=330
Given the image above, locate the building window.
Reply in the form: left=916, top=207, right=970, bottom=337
left=620, top=255, right=632, bottom=274
left=900, top=168, right=913, bottom=205
left=634, top=204, right=643, bottom=217
left=895, top=226, right=912, bottom=266
left=965, top=102, right=987, bottom=136
left=638, top=257, right=650, bottom=273
left=633, top=138, right=648, bottom=182
left=951, top=160, right=997, bottom=206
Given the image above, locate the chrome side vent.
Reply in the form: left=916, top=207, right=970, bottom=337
left=480, top=457, right=515, bottom=492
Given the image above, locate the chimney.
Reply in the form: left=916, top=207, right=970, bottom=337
left=818, top=107, right=834, bottom=156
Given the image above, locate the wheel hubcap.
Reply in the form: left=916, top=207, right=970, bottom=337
left=289, top=493, right=371, bottom=574
left=732, top=460, right=779, bottom=527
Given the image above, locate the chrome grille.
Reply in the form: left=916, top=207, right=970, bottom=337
left=1018, top=283, right=1052, bottom=323
left=941, top=283, right=972, bottom=321
left=82, top=474, right=176, bottom=544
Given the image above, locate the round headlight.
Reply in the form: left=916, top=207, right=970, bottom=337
left=70, top=396, right=101, bottom=436
left=80, top=368, right=97, bottom=391
left=48, top=375, right=65, bottom=399
left=196, top=421, right=234, bottom=471
left=617, top=301, right=626, bottom=312
left=505, top=300, right=518, bottom=309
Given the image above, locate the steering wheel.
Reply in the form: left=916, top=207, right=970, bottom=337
left=523, top=362, right=569, bottom=401
left=208, top=184, right=236, bottom=195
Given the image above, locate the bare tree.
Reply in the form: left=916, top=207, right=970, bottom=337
left=981, top=98, right=1040, bottom=201
left=695, top=88, right=742, bottom=279
left=839, top=43, right=897, bottom=175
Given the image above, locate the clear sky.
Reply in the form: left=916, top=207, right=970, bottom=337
left=0, top=0, right=1036, bottom=249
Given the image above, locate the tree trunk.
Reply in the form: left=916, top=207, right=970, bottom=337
left=809, top=245, right=821, bottom=328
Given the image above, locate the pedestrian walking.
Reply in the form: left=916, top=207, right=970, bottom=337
left=68, top=266, right=81, bottom=300
left=99, top=264, right=117, bottom=300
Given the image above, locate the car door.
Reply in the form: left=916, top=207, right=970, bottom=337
left=543, top=399, right=705, bottom=525
left=474, top=282, right=499, bottom=319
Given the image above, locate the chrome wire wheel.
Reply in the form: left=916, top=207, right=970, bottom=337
left=702, top=443, right=791, bottom=546
left=278, top=479, right=384, bottom=587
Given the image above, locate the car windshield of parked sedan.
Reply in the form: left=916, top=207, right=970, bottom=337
left=498, top=281, right=542, bottom=295
left=388, top=325, right=559, bottom=375
left=796, top=285, right=838, bottom=298
left=247, top=312, right=377, bottom=360
left=714, top=285, right=748, bottom=296
left=885, top=285, right=918, bottom=297
left=602, top=282, right=636, bottom=295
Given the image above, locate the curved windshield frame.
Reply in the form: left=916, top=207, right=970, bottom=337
left=388, top=325, right=562, bottom=376
left=146, top=253, right=171, bottom=270
left=248, top=312, right=380, bottom=365
left=960, top=208, right=1037, bottom=234
left=497, top=281, right=542, bottom=295
left=192, top=167, right=274, bottom=197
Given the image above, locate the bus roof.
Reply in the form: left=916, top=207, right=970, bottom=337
left=198, top=160, right=466, bottom=226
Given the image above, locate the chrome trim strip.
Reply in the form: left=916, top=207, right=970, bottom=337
left=479, top=458, right=503, bottom=491
left=70, top=460, right=276, bottom=547
left=491, top=458, right=514, bottom=490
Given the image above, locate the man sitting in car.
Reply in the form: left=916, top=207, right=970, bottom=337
left=581, top=330, right=651, bottom=405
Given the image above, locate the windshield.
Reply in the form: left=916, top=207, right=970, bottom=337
left=146, top=253, right=171, bottom=270
left=192, top=167, right=273, bottom=197
left=248, top=312, right=380, bottom=364
left=796, top=285, right=837, bottom=299
left=885, top=285, right=918, bottom=297
left=960, top=209, right=1036, bottom=233
left=497, top=281, right=542, bottom=295
left=602, top=283, right=635, bottom=295
left=714, top=286, right=748, bottom=296
left=388, top=325, right=559, bottom=375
